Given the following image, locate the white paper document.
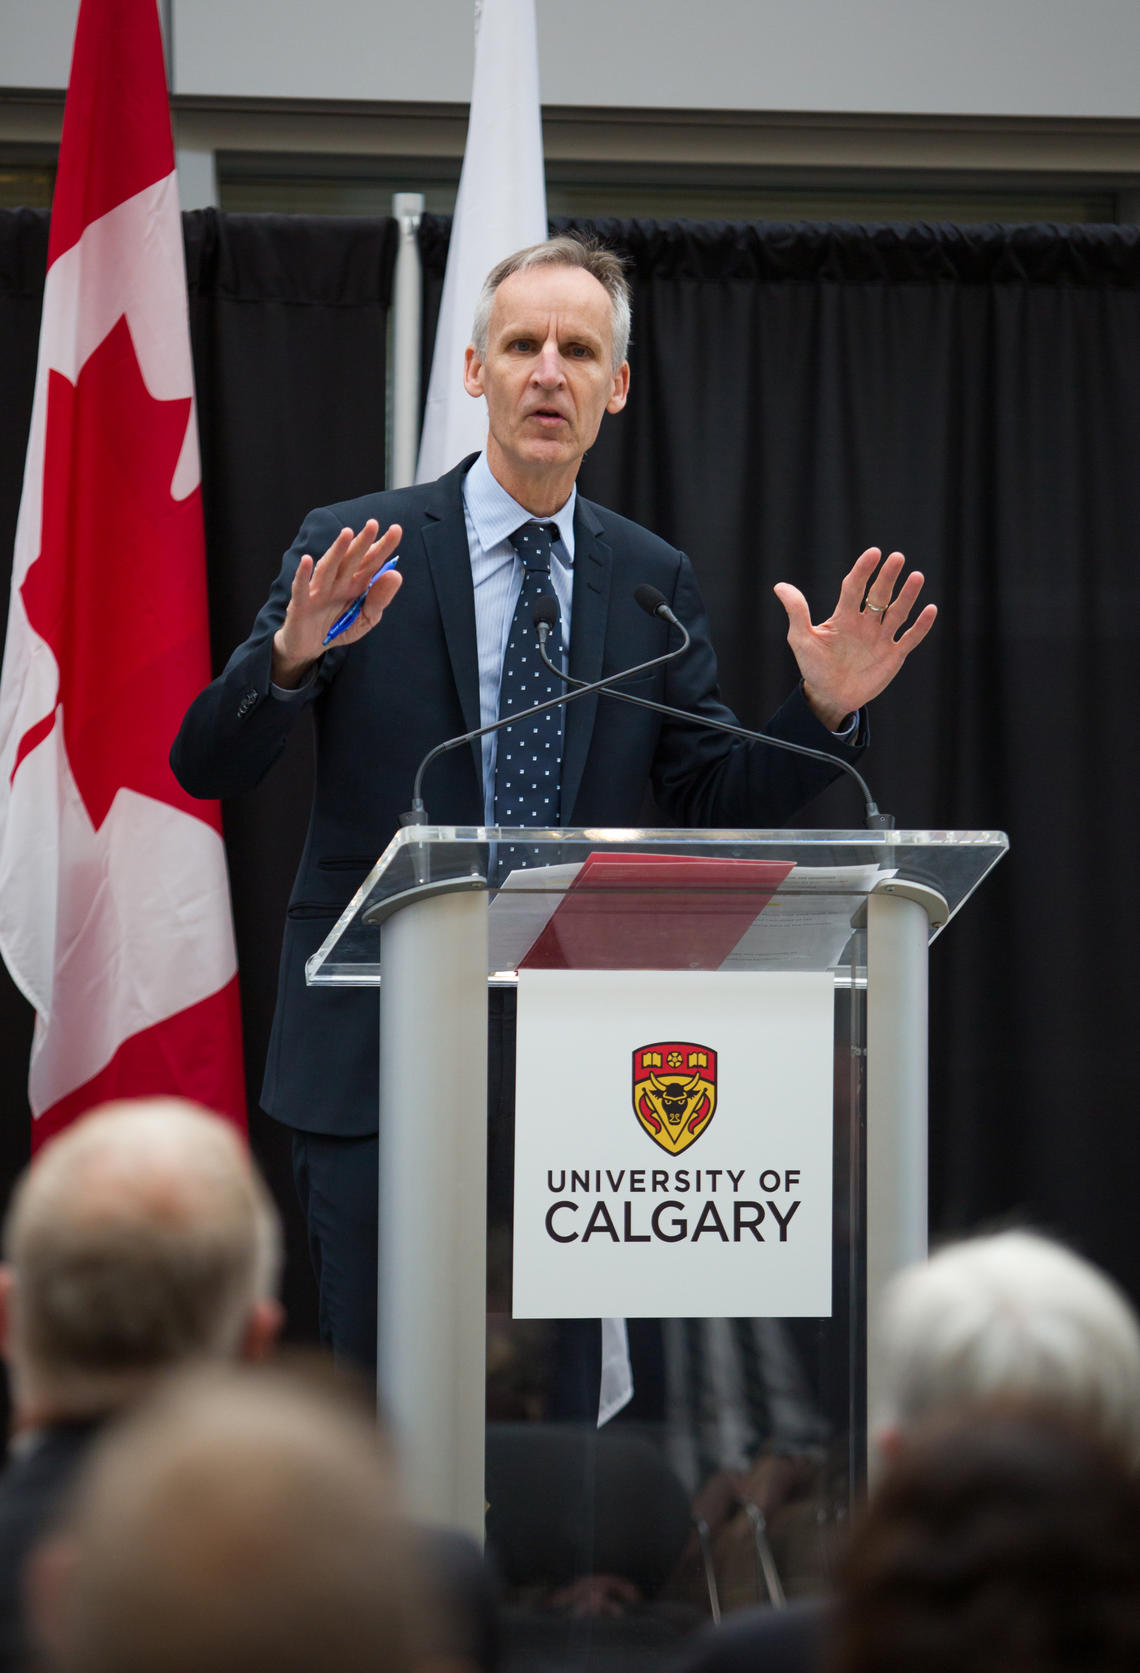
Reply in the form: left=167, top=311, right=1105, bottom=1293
left=512, top=968, right=836, bottom=1319
left=719, top=862, right=895, bottom=971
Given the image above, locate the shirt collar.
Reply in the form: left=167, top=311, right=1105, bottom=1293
left=463, top=451, right=576, bottom=564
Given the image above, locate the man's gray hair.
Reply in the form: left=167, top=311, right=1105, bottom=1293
left=875, top=1228, right=1140, bottom=1460
left=3, top=1099, right=281, bottom=1414
left=471, top=235, right=632, bottom=370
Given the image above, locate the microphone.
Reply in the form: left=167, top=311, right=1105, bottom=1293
left=633, top=583, right=678, bottom=623
left=536, top=591, right=893, bottom=829
left=533, top=592, right=558, bottom=645
left=402, top=597, right=692, bottom=826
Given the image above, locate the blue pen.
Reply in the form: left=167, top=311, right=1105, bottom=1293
left=322, top=554, right=401, bottom=646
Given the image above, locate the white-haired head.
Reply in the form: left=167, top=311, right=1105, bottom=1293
left=1, top=1098, right=282, bottom=1420
left=875, top=1228, right=1140, bottom=1461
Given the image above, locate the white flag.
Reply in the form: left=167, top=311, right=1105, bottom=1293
left=416, top=0, right=548, bottom=482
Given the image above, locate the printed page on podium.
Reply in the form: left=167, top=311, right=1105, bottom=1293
left=512, top=968, right=834, bottom=1320
left=489, top=853, right=891, bottom=974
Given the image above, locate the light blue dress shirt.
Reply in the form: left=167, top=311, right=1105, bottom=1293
left=462, top=452, right=576, bottom=824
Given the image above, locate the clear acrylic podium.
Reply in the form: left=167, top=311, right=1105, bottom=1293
left=308, top=826, right=1006, bottom=1615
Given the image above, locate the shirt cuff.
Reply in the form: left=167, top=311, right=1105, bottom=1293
left=270, top=671, right=317, bottom=702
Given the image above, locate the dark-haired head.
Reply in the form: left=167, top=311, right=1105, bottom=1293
left=830, top=1403, right=1140, bottom=1673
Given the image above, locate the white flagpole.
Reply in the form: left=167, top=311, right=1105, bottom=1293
left=389, top=192, right=425, bottom=490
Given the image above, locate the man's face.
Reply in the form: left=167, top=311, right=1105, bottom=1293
left=464, top=264, right=629, bottom=512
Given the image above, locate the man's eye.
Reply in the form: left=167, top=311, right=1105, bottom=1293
left=510, top=339, right=535, bottom=353
left=567, top=344, right=592, bottom=359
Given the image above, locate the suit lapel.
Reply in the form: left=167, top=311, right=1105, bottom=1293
left=420, top=458, right=483, bottom=788
left=562, top=498, right=612, bottom=821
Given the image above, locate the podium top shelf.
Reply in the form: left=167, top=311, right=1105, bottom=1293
left=306, top=826, right=1008, bottom=986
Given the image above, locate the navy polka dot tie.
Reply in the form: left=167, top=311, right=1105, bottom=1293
left=494, top=522, right=563, bottom=868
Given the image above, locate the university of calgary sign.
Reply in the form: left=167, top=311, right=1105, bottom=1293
left=632, top=1042, right=717, bottom=1154
left=512, top=968, right=835, bottom=1320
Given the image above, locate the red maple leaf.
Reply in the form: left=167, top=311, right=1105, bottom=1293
left=18, top=315, right=218, bottom=832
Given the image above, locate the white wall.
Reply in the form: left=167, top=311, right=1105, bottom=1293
left=5, top=0, right=1140, bottom=121
left=1, top=0, right=84, bottom=89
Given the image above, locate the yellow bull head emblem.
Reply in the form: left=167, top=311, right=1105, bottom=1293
left=632, top=1042, right=717, bottom=1155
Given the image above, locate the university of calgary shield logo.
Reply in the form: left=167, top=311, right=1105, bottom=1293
left=632, top=1042, right=717, bottom=1155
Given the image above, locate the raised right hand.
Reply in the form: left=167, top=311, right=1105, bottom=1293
left=271, top=520, right=404, bottom=688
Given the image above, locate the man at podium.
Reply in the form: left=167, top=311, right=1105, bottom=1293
left=172, top=235, right=935, bottom=1372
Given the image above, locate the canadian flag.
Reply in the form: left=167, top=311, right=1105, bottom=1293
left=0, top=0, right=245, bottom=1144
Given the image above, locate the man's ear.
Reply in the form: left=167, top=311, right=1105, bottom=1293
left=463, top=343, right=484, bottom=399
left=0, top=1265, right=15, bottom=1362
left=606, top=361, right=630, bottom=415
left=239, top=1298, right=284, bottom=1363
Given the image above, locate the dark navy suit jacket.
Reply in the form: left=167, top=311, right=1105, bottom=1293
left=0, top=1419, right=103, bottom=1673
left=172, top=456, right=864, bottom=1137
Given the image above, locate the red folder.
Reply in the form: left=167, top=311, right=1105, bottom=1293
left=518, top=851, right=794, bottom=971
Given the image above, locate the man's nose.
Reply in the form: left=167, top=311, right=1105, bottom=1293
left=531, top=339, right=564, bottom=384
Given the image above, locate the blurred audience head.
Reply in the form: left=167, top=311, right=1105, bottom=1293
left=830, top=1403, right=1140, bottom=1673
left=874, top=1229, right=1140, bottom=1461
left=32, top=1363, right=436, bottom=1673
left=0, top=1097, right=282, bottom=1422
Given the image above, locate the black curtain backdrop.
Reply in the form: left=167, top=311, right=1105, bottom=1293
left=2, top=208, right=1140, bottom=1345
left=424, top=213, right=1140, bottom=1298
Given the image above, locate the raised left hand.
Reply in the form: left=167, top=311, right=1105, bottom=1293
left=773, top=547, right=937, bottom=731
